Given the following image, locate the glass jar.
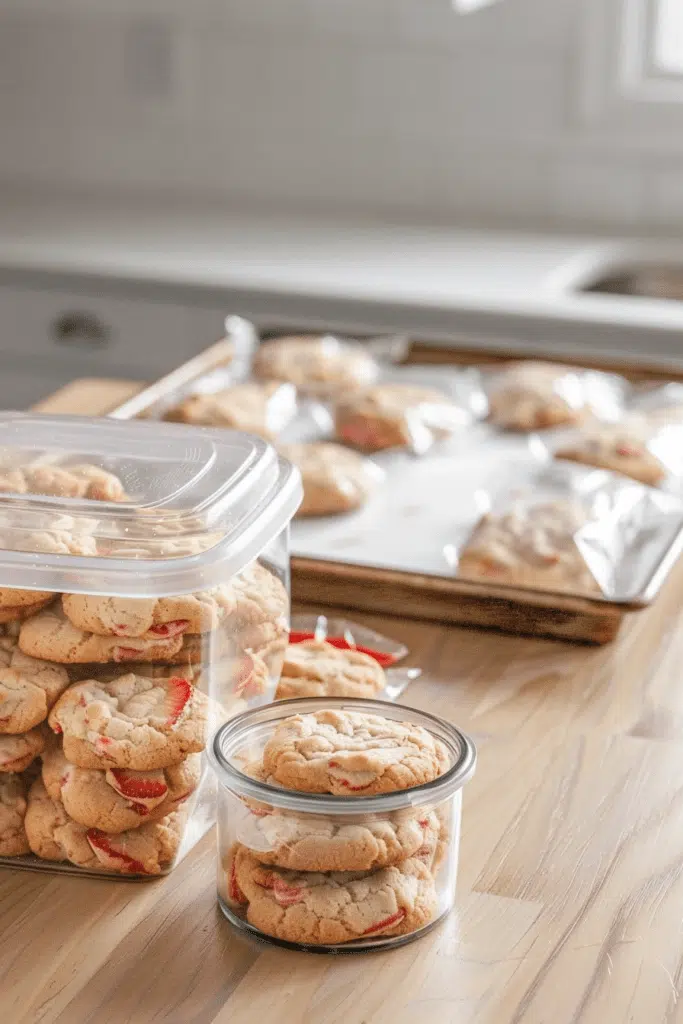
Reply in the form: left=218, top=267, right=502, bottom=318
left=209, top=697, right=476, bottom=952
left=0, top=413, right=301, bottom=878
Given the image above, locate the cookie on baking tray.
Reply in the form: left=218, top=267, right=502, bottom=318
left=62, top=585, right=235, bottom=639
left=279, top=443, right=375, bottom=517
left=24, top=778, right=183, bottom=874
left=19, top=603, right=185, bottom=664
left=457, top=498, right=601, bottom=595
left=48, top=673, right=208, bottom=771
left=253, top=335, right=376, bottom=397
left=42, top=742, right=200, bottom=834
left=555, top=421, right=666, bottom=487
left=0, top=727, right=46, bottom=773
left=275, top=640, right=385, bottom=700
left=165, top=381, right=294, bottom=440
left=486, top=361, right=584, bottom=431
left=0, top=772, right=30, bottom=856
left=237, top=796, right=442, bottom=873
left=262, top=708, right=450, bottom=796
left=229, top=843, right=438, bottom=945
left=335, top=383, right=458, bottom=452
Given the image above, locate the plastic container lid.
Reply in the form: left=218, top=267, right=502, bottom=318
left=0, top=413, right=302, bottom=596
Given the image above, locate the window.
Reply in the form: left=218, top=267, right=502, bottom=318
left=652, top=0, right=683, bottom=75
left=580, top=0, right=683, bottom=148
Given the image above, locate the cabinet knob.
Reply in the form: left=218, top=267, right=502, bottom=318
left=51, top=311, right=111, bottom=348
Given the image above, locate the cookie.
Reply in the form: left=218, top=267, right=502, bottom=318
left=0, top=727, right=46, bottom=773
left=275, top=640, right=385, bottom=700
left=42, top=742, right=201, bottom=833
left=487, top=361, right=583, bottom=431
left=335, top=383, right=457, bottom=452
left=48, top=673, right=208, bottom=770
left=24, top=778, right=183, bottom=874
left=22, top=463, right=126, bottom=502
left=253, top=335, right=377, bottom=397
left=5, top=515, right=98, bottom=557
left=280, top=443, right=375, bottom=517
left=0, top=773, right=30, bottom=855
left=165, top=381, right=294, bottom=440
left=457, top=499, right=602, bottom=595
left=0, top=589, right=53, bottom=610
left=231, top=844, right=438, bottom=945
left=0, top=626, right=70, bottom=733
left=262, top=709, right=450, bottom=795
left=0, top=598, right=54, bottom=623
left=237, top=798, right=441, bottom=872
left=555, top=421, right=665, bottom=487
left=19, top=603, right=184, bottom=664
left=62, top=585, right=235, bottom=639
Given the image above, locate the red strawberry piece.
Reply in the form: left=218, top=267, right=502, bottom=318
left=362, top=909, right=406, bottom=935
left=51, top=722, right=62, bottom=734
left=86, top=829, right=148, bottom=874
left=113, top=646, right=143, bottom=662
left=113, top=625, right=132, bottom=636
left=271, top=877, right=304, bottom=907
left=616, top=443, right=641, bottom=457
left=108, top=768, right=168, bottom=802
left=149, top=620, right=189, bottom=638
left=77, top=695, right=87, bottom=708
left=327, top=762, right=372, bottom=792
left=417, top=819, right=429, bottom=829
left=163, top=677, right=192, bottom=726
left=96, top=736, right=112, bottom=748
left=229, top=859, right=247, bottom=904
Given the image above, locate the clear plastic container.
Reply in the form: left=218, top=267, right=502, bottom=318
left=209, top=698, right=476, bottom=952
left=0, top=413, right=301, bottom=878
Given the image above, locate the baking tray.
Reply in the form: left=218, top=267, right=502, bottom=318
left=107, top=321, right=683, bottom=644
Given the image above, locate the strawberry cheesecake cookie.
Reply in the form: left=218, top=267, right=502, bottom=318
left=0, top=588, right=54, bottom=619
left=275, top=640, right=386, bottom=700
left=0, top=624, right=71, bottom=733
left=229, top=843, right=438, bottom=945
left=279, top=443, right=375, bottom=517
left=22, top=463, right=126, bottom=502
left=487, top=361, right=584, bottom=431
left=262, top=709, right=450, bottom=796
left=0, top=727, right=46, bottom=773
left=62, top=585, right=235, bottom=639
left=335, top=383, right=458, bottom=452
left=457, top=499, right=601, bottom=595
left=0, top=772, right=30, bottom=855
left=166, top=381, right=294, bottom=440
left=253, top=335, right=377, bottom=397
left=48, top=673, right=208, bottom=770
left=555, top=420, right=666, bottom=487
left=25, top=778, right=184, bottom=874
left=42, top=743, right=200, bottom=833
left=237, top=800, right=442, bottom=873
left=19, top=603, right=185, bottom=664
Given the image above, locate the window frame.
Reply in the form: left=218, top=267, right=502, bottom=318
left=579, top=0, right=683, bottom=152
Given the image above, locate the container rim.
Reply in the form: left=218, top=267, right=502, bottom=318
left=208, top=697, right=477, bottom=813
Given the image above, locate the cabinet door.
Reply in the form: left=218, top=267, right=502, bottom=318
left=0, top=282, right=227, bottom=380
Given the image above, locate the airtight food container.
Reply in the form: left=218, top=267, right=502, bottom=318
left=0, top=413, right=301, bottom=878
left=209, top=698, right=476, bottom=952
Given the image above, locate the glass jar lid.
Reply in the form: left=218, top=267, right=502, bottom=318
left=209, top=698, right=477, bottom=814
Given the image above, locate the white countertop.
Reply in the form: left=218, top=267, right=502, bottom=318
left=2, top=194, right=683, bottom=365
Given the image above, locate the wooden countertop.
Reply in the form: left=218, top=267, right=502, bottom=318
left=3, top=378, right=683, bottom=1023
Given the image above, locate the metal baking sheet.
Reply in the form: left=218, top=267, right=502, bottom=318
left=107, top=322, right=683, bottom=614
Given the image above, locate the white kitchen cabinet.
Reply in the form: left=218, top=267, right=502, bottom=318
left=0, top=276, right=228, bottom=406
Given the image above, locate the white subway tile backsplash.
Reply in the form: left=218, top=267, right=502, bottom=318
left=0, top=1, right=676, bottom=231
left=551, top=158, right=646, bottom=227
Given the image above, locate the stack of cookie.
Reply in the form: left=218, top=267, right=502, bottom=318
left=0, top=559, right=290, bottom=874
left=222, top=708, right=451, bottom=947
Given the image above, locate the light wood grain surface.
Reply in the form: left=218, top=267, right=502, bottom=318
left=2, top=378, right=683, bottom=1024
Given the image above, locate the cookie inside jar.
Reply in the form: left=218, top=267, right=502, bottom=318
left=0, top=413, right=302, bottom=878
left=209, top=697, right=476, bottom=951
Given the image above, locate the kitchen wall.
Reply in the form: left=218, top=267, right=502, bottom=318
left=0, top=0, right=680, bottom=233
